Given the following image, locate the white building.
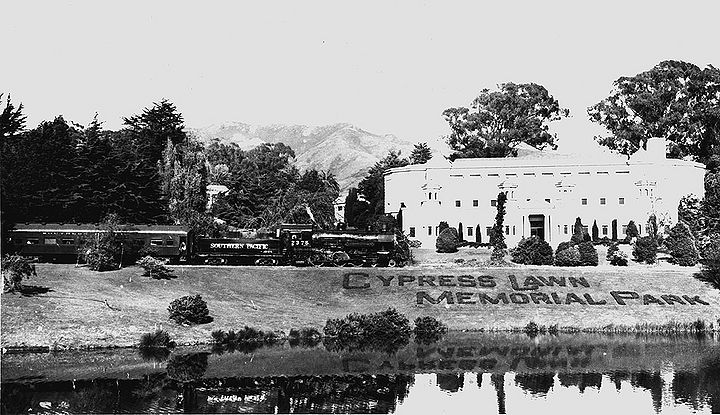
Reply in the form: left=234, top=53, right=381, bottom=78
left=384, top=138, right=705, bottom=248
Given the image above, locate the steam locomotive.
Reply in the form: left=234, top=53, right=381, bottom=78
left=6, top=223, right=404, bottom=267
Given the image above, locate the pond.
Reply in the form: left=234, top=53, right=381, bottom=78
left=2, top=332, right=719, bottom=414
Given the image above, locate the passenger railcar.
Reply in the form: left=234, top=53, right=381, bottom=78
left=7, top=223, right=189, bottom=263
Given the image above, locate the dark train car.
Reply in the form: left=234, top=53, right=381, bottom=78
left=310, top=231, right=398, bottom=267
left=7, top=223, right=188, bottom=263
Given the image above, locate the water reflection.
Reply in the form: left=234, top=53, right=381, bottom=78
left=3, top=333, right=719, bottom=414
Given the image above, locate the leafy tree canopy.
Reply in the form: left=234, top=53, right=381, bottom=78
left=588, top=60, right=720, bottom=162
left=443, top=83, right=569, bottom=161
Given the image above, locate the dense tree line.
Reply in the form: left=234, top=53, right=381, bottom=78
left=0, top=96, right=340, bottom=247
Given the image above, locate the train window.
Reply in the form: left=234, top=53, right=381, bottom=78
left=62, top=239, right=74, bottom=245
left=166, top=239, right=175, bottom=246
left=150, top=239, right=163, bottom=246
left=44, top=238, right=57, bottom=245
left=26, top=238, right=39, bottom=244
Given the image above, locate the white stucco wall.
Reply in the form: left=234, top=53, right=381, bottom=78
left=384, top=138, right=705, bottom=248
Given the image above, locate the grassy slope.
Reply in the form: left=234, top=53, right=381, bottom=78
left=2, top=252, right=720, bottom=349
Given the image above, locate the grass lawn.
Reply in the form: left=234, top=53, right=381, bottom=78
left=2, top=255, right=720, bottom=349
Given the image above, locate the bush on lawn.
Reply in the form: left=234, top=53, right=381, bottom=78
left=633, top=236, right=658, bottom=264
left=625, top=220, right=639, bottom=242
left=606, top=243, right=628, bottom=266
left=436, top=227, right=460, bottom=253
left=578, top=241, right=599, bottom=266
left=2, top=254, right=37, bottom=293
left=413, top=316, right=448, bottom=344
left=510, top=236, right=553, bottom=265
left=137, top=256, right=175, bottom=279
left=554, top=245, right=581, bottom=266
left=168, top=294, right=212, bottom=325
left=664, top=222, right=699, bottom=266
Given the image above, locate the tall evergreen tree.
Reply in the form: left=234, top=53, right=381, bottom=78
left=357, top=150, right=409, bottom=217
left=409, top=142, right=432, bottom=164
left=0, top=93, right=26, bottom=140
left=490, top=192, right=507, bottom=260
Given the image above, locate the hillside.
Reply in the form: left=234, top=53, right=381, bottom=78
left=191, top=122, right=421, bottom=192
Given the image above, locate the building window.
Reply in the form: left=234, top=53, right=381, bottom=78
left=486, top=226, right=492, bottom=236
left=150, top=239, right=164, bottom=246
left=602, top=225, right=608, bottom=236
left=512, top=225, right=516, bottom=235
left=467, top=227, right=473, bottom=237
left=505, top=225, right=510, bottom=235
left=473, top=200, right=479, bottom=207
left=166, top=239, right=175, bottom=246
left=619, top=197, right=625, bottom=205
left=545, top=198, right=551, bottom=203
left=455, top=200, right=461, bottom=207
left=428, top=226, right=432, bottom=236
left=491, top=200, right=497, bottom=207
left=639, top=224, right=642, bottom=234
left=564, top=225, right=568, bottom=234
left=581, top=198, right=588, bottom=205
left=600, top=198, right=606, bottom=205
left=409, top=227, right=415, bottom=237
left=428, top=192, right=432, bottom=200
left=337, top=206, right=343, bottom=211
left=434, top=193, right=438, bottom=200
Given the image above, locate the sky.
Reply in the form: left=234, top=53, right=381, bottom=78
left=2, top=0, right=720, bottom=153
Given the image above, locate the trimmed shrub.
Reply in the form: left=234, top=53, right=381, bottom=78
left=665, top=222, right=699, bottom=266
left=611, top=219, right=618, bottom=241
left=555, top=241, right=571, bottom=255
left=625, top=220, right=639, bottom=242
left=570, top=217, right=585, bottom=245
left=592, top=220, right=599, bottom=242
left=554, top=245, right=581, bottom=266
left=633, top=236, right=658, bottom=264
left=2, top=255, right=37, bottom=293
left=168, top=294, right=212, bottom=325
left=438, top=221, right=449, bottom=234
left=510, top=236, right=553, bottom=265
left=578, top=241, right=599, bottom=266
left=137, top=256, right=174, bottom=279
left=436, top=227, right=460, bottom=253
left=606, top=243, right=628, bottom=266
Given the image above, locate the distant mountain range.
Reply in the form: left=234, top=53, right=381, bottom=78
left=191, top=122, right=437, bottom=192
